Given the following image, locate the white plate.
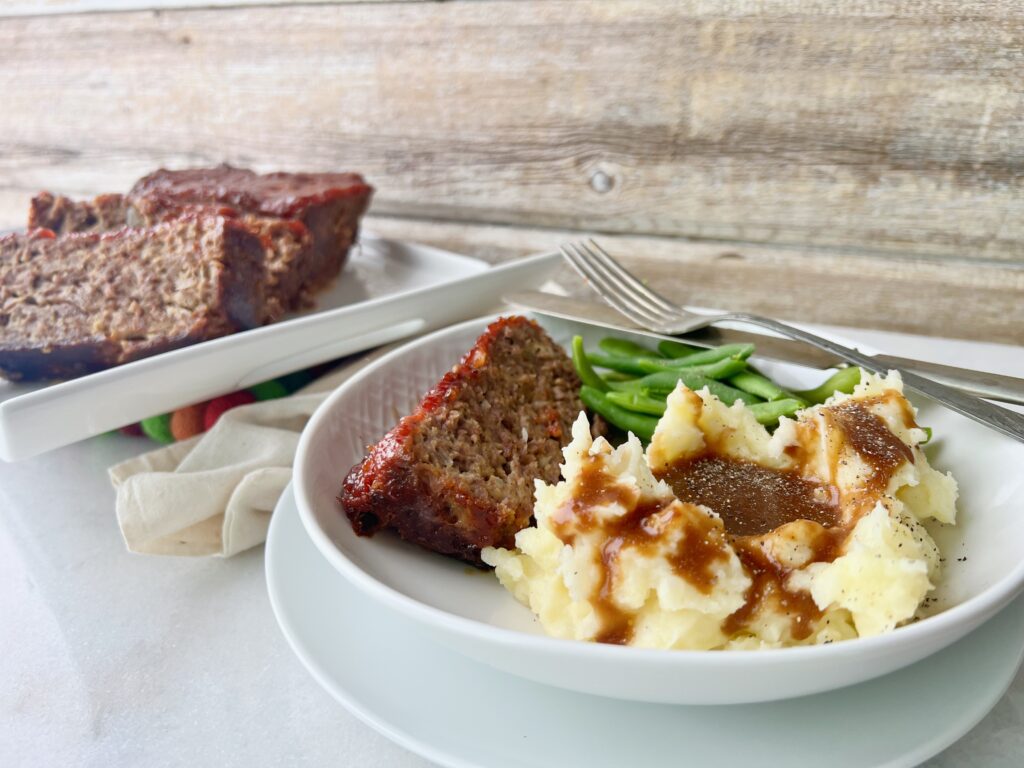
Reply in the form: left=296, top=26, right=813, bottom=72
left=0, top=236, right=560, bottom=462
left=268, top=483, right=1024, bottom=768
left=294, top=314, right=1024, bottom=705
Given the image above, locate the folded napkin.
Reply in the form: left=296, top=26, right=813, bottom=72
left=108, top=348, right=393, bottom=557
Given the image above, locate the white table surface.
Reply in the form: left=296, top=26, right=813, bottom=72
left=3, top=322, right=1023, bottom=768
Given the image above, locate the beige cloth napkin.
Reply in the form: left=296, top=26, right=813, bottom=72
left=108, top=348, right=393, bottom=557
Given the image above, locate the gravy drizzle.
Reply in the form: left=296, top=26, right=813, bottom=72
left=828, top=399, right=914, bottom=492
left=553, top=455, right=728, bottom=645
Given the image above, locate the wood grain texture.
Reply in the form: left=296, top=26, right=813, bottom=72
left=363, top=215, right=1024, bottom=345
left=0, top=0, right=405, bottom=19
left=1, top=1, right=1024, bottom=262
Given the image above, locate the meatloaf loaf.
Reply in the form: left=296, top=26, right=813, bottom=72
left=340, top=316, right=583, bottom=566
left=27, top=165, right=373, bottom=321
left=0, top=216, right=264, bottom=381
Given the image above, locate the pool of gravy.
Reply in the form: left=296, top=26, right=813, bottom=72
left=657, top=456, right=842, bottom=537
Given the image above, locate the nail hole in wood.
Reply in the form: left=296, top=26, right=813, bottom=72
left=590, top=170, right=614, bottom=194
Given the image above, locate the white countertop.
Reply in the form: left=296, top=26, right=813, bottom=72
left=3, top=323, right=1023, bottom=768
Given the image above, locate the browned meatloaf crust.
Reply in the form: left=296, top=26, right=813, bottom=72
left=0, top=216, right=264, bottom=381
left=339, top=316, right=583, bottom=566
left=131, top=164, right=373, bottom=298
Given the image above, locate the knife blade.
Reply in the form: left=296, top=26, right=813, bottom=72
left=504, top=290, right=1024, bottom=406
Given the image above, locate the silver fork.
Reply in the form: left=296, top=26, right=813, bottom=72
left=560, top=239, right=1024, bottom=445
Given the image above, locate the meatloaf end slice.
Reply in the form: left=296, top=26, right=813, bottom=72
left=0, top=216, right=265, bottom=381
left=28, top=192, right=129, bottom=234
left=130, top=164, right=373, bottom=295
left=339, top=316, right=583, bottom=566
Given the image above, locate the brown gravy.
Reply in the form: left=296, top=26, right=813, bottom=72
left=658, top=456, right=842, bottom=537
left=656, top=455, right=845, bottom=641
left=554, top=455, right=728, bottom=645
left=828, top=400, right=914, bottom=490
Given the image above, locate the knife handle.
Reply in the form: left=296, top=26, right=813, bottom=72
left=876, top=355, right=1024, bottom=407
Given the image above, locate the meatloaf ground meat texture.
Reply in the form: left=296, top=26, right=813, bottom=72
left=129, top=196, right=314, bottom=322
left=340, top=316, right=583, bottom=566
left=28, top=195, right=312, bottom=323
left=0, top=216, right=264, bottom=380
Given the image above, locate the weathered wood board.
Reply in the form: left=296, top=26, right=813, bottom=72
left=364, top=215, right=1024, bottom=345
left=1, top=0, right=1023, bottom=263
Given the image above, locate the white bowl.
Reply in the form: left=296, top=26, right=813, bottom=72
left=294, top=314, right=1024, bottom=705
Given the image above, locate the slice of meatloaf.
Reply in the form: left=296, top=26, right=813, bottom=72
left=130, top=164, right=373, bottom=297
left=0, top=216, right=264, bottom=381
left=28, top=194, right=310, bottom=323
left=128, top=196, right=314, bottom=323
left=340, top=316, right=583, bottom=566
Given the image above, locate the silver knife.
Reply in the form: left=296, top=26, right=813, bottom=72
left=504, top=290, right=1024, bottom=406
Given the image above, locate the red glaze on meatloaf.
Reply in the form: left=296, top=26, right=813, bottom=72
left=340, top=316, right=583, bottom=566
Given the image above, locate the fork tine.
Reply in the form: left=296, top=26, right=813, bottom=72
left=560, top=244, right=646, bottom=323
left=584, top=239, right=680, bottom=313
left=570, top=241, right=679, bottom=322
left=560, top=243, right=669, bottom=328
left=563, top=241, right=670, bottom=325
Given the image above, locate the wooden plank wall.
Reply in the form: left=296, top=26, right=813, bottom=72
left=1, top=1, right=1022, bottom=343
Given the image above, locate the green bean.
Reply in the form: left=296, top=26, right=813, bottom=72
left=608, top=370, right=703, bottom=394
left=579, top=386, right=659, bottom=442
left=657, top=339, right=702, bottom=358
left=609, top=370, right=762, bottom=405
left=603, top=371, right=636, bottom=382
left=598, top=337, right=664, bottom=358
left=660, top=343, right=755, bottom=368
left=727, top=368, right=806, bottom=404
left=572, top=336, right=609, bottom=392
left=605, top=390, right=668, bottom=416
left=606, top=372, right=696, bottom=397
left=577, top=335, right=862, bottom=437
left=585, top=352, right=664, bottom=376
left=606, top=378, right=653, bottom=392
left=747, top=398, right=804, bottom=426
left=586, top=344, right=754, bottom=376
left=702, top=380, right=764, bottom=406
left=795, top=366, right=862, bottom=405
left=673, top=357, right=750, bottom=380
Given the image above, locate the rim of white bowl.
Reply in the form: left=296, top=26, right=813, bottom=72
left=294, top=313, right=1024, bottom=667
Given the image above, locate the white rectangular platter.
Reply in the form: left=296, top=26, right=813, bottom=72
left=0, top=234, right=559, bottom=461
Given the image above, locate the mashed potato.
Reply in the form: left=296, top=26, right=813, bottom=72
left=482, top=371, right=958, bottom=649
